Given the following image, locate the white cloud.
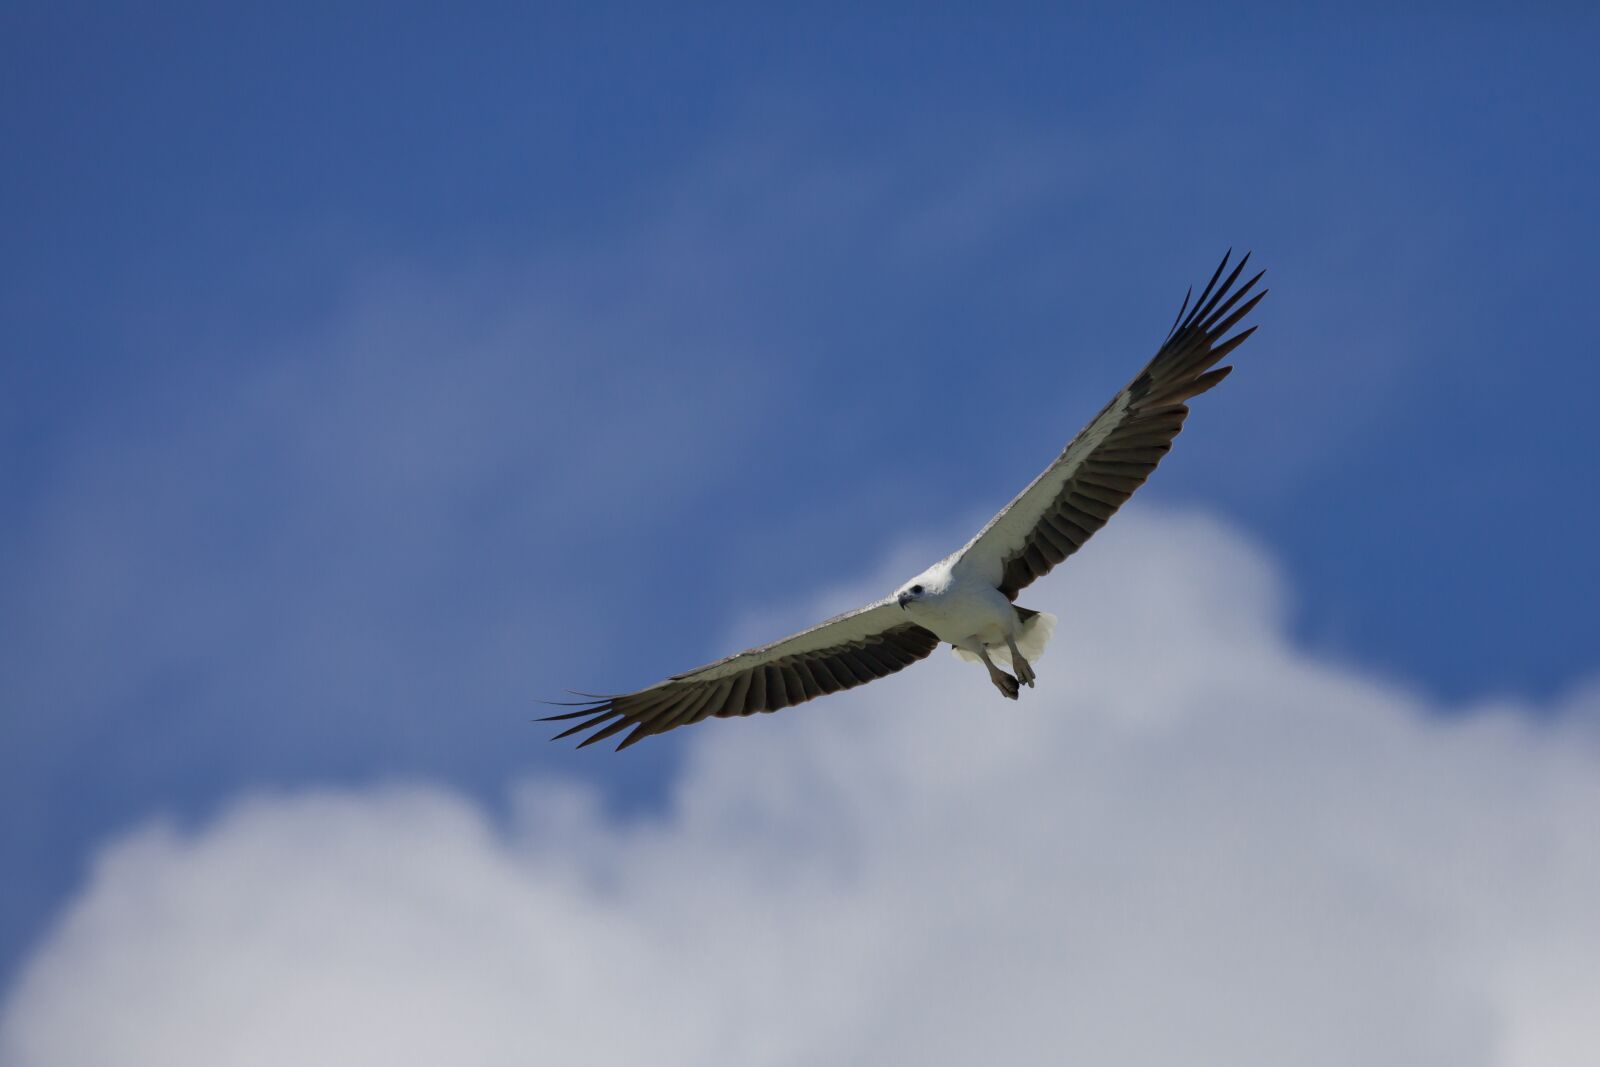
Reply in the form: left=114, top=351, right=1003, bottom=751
left=3, top=508, right=1597, bottom=1067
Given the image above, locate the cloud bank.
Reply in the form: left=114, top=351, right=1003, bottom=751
left=3, top=510, right=1596, bottom=1066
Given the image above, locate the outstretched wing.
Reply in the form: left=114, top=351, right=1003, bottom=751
left=953, top=251, right=1266, bottom=599
left=543, top=599, right=940, bottom=751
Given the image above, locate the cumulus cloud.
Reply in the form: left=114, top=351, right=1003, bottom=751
left=3, top=509, right=1597, bottom=1067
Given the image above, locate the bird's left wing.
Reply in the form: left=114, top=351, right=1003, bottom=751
left=543, top=599, right=939, bottom=750
left=952, top=252, right=1265, bottom=599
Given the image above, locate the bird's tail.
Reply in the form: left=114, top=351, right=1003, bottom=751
left=951, top=607, right=1057, bottom=669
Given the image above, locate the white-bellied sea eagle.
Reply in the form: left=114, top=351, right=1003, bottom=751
left=544, top=252, right=1266, bottom=750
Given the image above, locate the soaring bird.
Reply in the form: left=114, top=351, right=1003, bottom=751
left=545, top=252, right=1265, bottom=750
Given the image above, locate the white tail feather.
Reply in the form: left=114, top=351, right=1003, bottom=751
left=951, top=610, right=1058, bottom=669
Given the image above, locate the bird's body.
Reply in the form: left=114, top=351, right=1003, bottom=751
left=900, top=559, right=1017, bottom=653
left=894, top=555, right=1055, bottom=699
left=545, top=252, right=1266, bottom=749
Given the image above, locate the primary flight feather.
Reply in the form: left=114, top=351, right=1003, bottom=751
left=544, top=251, right=1266, bottom=750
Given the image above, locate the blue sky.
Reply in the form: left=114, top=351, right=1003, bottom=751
left=3, top=3, right=1599, bottom=1025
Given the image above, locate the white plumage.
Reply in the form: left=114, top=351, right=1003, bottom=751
left=952, top=610, right=1057, bottom=671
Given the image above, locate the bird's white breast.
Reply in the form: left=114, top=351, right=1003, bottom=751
left=903, top=568, right=1018, bottom=651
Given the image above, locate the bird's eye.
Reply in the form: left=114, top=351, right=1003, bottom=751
left=910, top=585, right=923, bottom=595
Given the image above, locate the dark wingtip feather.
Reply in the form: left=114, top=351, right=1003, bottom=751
left=615, top=723, right=654, bottom=751
left=1181, top=251, right=1233, bottom=333
left=1166, top=285, right=1193, bottom=341
left=1199, top=269, right=1266, bottom=335
left=576, top=715, right=634, bottom=749
left=537, top=703, right=610, bottom=722
left=1187, top=365, right=1234, bottom=397
left=1207, top=289, right=1267, bottom=341
left=1190, top=253, right=1251, bottom=331
left=551, top=709, right=618, bottom=741
left=1209, top=323, right=1259, bottom=360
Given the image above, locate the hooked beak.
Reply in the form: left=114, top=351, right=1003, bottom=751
left=896, top=592, right=912, bottom=609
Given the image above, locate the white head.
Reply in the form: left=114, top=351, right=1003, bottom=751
left=894, top=561, right=953, bottom=610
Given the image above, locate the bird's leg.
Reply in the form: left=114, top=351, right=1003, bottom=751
left=1005, top=636, right=1036, bottom=688
left=978, top=647, right=1020, bottom=700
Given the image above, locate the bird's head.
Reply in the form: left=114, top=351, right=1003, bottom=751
left=895, top=565, right=950, bottom=610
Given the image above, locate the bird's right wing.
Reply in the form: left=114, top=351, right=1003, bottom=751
left=543, top=599, right=939, bottom=750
